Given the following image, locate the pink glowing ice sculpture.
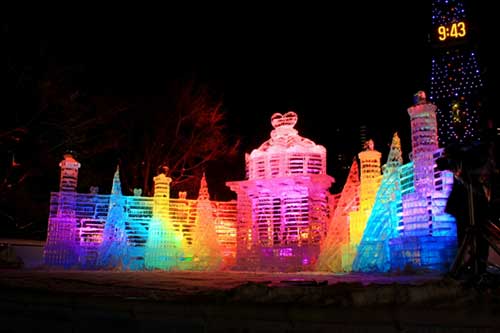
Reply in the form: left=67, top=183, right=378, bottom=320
left=227, top=111, right=334, bottom=271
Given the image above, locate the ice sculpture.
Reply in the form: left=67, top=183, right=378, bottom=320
left=44, top=154, right=82, bottom=268
left=316, top=158, right=360, bottom=272
left=227, top=111, right=334, bottom=271
left=97, top=166, right=130, bottom=269
left=190, top=173, right=223, bottom=270
left=319, top=92, right=456, bottom=273
left=408, top=91, right=440, bottom=205
left=352, top=133, right=403, bottom=272
left=343, top=140, right=382, bottom=270
left=212, top=201, right=238, bottom=269
left=389, top=92, right=457, bottom=271
left=44, top=158, right=237, bottom=271
left=145, top=170, right=183, bottom=270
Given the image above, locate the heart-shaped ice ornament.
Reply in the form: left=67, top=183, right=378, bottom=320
left=271, top=111, right=298, bottom=129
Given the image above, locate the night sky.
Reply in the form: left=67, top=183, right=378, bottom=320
left=3, top=2, right=499, bottom=196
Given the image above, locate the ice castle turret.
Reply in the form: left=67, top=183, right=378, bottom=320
left=389, top=91, right=457, bottom=271
left=227, top=112, right=334, bottom=271
left=342, top=140, right=382, bottom=270
left=44, top=153, right=81, bottom=268
left=145, top=168, right=182, bottom=270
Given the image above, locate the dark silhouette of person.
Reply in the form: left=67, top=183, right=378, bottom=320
left=444, top=142, right=493, bottom=277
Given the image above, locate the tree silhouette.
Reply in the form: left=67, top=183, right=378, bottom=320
left=119, top=77, right=240, bottom=197
left=2, top=19, right=240, bottom=237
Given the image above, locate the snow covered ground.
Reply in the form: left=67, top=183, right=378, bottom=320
left=2, top=237, right=500, bottom=331
left=1, top=269, right=500, bottom=332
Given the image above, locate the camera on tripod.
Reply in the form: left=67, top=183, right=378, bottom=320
left=436, top=141, right=490, bottom=184
left=437, top=140, right=500, bottom=278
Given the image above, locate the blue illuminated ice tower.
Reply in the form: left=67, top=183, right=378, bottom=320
left=389, top=92, right=457, bottom=271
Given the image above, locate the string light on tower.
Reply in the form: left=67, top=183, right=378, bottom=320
left=429, top=0, right=484, bottom=147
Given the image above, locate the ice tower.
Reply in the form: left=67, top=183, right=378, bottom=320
left=389, top=92, right=457, bottom=271
left=145, top=168, right=183, bottom=270
left=342, top=140, right=382, bottom=270
left=44, top=154, right=81, bottom=268
left=227, top=112, right=334, bottom=271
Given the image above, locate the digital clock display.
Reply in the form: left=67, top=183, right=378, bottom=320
left=437, top=21, right=466, bottom=41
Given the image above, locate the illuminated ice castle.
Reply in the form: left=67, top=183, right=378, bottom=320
left=44, top=156, right=237, bottom=270
left=319, top=92, right=458, bottom=273
left=45, top=99, right=457, bottom=273
left=227, top=112, right=335, bottom=271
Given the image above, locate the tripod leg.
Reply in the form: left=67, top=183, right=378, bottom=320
left=449, top=232, right=473, bottom=277
left=484, top=222, right=500, bottom=257
left=486, top=236, right=500, bottom=257
left=482, top=233, right=500, bottom=267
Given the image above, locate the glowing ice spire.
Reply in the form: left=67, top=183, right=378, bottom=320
left=384, top=133, right=403, bottom=172
left=197, top=172, right=210, bottom=201
left=191, top=173, right=222, bottom=270
left=98, top=165, right=129, bottom=269
left=111, top=165, right=122, bottom=196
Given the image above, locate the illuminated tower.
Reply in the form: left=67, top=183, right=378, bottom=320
left=409, top=91, right=439, bottom=198
left=44, top=153, right=81, bottom=267
left=389, top=93, right=457, bottom=272
left=227, top=111, right=334, bottom=271
left=145, top=168, right=182, bottom=270
left=429, top=0, right=484, bottom=147
left=344, top=139, right=382, bottom=270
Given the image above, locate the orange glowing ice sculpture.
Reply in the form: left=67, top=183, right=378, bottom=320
left=227, top=112, right=334, bottom=271
left=316, top=158, right=360, bottom=272
left=190, top=173, right=223, bottom=270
